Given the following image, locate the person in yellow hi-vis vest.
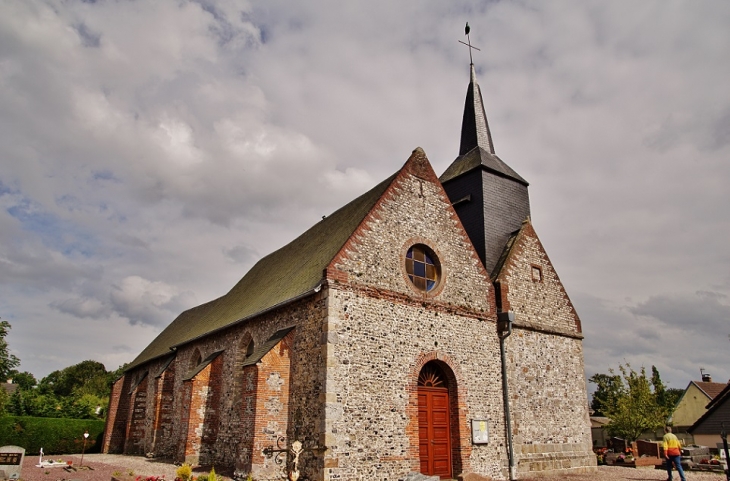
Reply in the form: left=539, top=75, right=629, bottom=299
left=663, top=426, right=687, bottom=481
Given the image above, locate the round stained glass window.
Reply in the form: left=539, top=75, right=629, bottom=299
left=405, top=244, right=441, bottom=292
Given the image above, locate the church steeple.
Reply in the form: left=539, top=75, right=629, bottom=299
left=459, top=63, right=495, bottom=156
left=442, top=63, right=527, bottom=186
left=440, top=30, right=531, bottom=274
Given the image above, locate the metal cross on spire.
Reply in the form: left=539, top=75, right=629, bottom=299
left=458, top=22, right=481, bottom=65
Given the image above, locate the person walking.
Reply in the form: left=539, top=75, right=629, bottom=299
left=663, top=426, right=687, bottom=481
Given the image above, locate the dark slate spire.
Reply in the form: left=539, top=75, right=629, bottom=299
left=459, top=63, right=495, bottom=155
left=440, top=51, right=531, bottom=274
left=443, top=64, right=526, bottom=185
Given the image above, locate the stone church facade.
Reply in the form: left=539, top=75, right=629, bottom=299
left=103, top=61, right=596, bottom=480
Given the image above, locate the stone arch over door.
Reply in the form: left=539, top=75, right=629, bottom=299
left=407, top=352, right=470, bottom=478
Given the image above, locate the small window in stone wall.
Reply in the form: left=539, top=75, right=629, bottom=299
left=246, top=340, right=255, bottom=357
left=406, top=244, right=441, bottom=292
left=531, top=265, right=542, bottom=282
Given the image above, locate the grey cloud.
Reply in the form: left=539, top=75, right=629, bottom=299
left=74, top=23, right=100, bottom=48
left=629, top=291, right=730, bottom=332
left=109, top=276, right=196, bottom=327
left=1, top=1, right=728, bottom=387
left=50, top=296, right=109, bottom=319
left=224, top=244, right=258, bottom=265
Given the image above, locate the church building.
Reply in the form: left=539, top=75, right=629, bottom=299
left=103, top=55, right=597, bottom=480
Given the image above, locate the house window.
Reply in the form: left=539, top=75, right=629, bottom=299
left=531, top=265, right=542, bottom=282
left=406, top=244, right=441, bottom=292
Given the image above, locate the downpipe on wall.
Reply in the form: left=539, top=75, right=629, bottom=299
left=498, top=310, right=516, bottom=481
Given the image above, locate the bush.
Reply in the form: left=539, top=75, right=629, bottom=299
left=0, top=416, right=105, bottom=454
left=176, top=463, right=192, bottom=481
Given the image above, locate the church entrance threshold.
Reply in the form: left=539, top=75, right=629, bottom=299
left=418, top=363, right=452, bottom=479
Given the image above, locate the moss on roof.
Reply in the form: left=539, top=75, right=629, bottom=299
left=126, top=173, right=396, bottom=370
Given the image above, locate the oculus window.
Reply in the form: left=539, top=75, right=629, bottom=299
left=405, top=244, right=441, bottom=292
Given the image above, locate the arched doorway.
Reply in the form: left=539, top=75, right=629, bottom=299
left=418, top=361, right=452, bottom=478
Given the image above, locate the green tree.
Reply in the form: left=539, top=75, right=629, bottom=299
left=6, top=360, right=124, bottom=419
left=0, top=383, right=8, bottom=416
left=38, top=360, right=109, bottom=398
left=589, top=372, right=622, bottom=416
left=663, top=388, right=684, bottom=411
left=0, top=320, right=20, bottom=380
left=8, top=370, right=36, bottom=390
left=589, top=364, right=670, bottom=442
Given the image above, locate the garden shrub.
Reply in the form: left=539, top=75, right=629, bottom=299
left=0, top=416, right=105, bottom=454
left=175, top=463, right=192, bottom=481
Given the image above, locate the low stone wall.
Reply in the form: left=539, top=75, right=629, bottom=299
left=516, top=442, right=597, bottom=475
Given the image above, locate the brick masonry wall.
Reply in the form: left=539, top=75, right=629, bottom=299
left=102, top=374, right=129, bottom=454
left=151, top=363, right=176, bottom=457
left=110, top=294, right=327, bottom=477
left=497, top=221, right=596, bottom=475
left=248, top=333, right=293, bottom=480
left=184, top=353, right=224, bottom=466
left=125, top=375, right=148, bottom=455
left=183, top=361, right=211, bottom=465
left=238, top=364, right=257, bottom=474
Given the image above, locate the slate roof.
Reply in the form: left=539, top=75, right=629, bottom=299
left=242, top=326, right=295, bottom=367
left=440, top=146, right=528, bottom=186
left=488, top=224, right=520, bottom=282
left=459, top=63, right=495, bottom=156
left=441, top=63, right=528, bottom=186
left=126, top=173, right=397, bottom=371
left=183, top=350, right=224, bottom=381
left=128, top=370, right=148, bottom=394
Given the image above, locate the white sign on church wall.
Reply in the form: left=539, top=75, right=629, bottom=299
left=471, top=419, right=489, bottom=444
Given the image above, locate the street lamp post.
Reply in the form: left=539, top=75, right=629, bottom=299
left=80, top=431, right=89, bottom=467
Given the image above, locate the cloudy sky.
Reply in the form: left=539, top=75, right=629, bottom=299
left=1, top=1, right=728, bottom=393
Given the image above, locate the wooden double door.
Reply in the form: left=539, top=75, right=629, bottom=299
left=418, top=386, right=452, bottom=478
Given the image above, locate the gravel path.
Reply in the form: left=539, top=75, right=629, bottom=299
left=16, top=455, right=729, bottom=481
left=19, top=453, right=233, bottom=481
left=524, top=465, right=727, bottom=481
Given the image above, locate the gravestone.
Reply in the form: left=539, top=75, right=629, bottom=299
left=636, top=439, right=661, bottom=458
left=609, top=437, right=627, bottom=453
left=0, top=445, right=25, bottom=480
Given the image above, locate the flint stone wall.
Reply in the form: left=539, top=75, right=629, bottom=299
left=498, top=222, right=596, bottom=475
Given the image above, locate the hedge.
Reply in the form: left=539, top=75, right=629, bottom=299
left=0, top=416, right=105, bottom=455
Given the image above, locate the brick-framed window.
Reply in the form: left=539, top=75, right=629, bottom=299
left=531, top=264, right=543, bottom=282
left=406, top=244, right=441, bottom=292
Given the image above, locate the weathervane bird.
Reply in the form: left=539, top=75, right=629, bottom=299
left=459, top=22, right=480, bottom=64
